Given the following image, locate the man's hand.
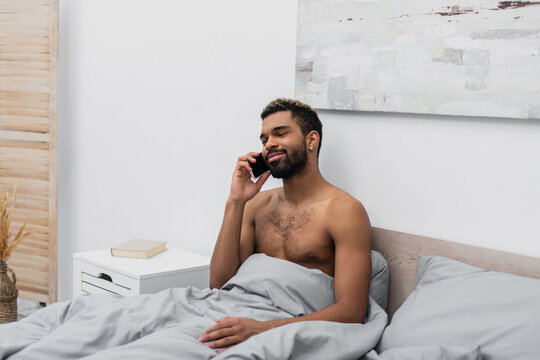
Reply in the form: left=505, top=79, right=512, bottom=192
left=199, top=317, right=270, bottom=353
left=229, top=152, right=271, bottom=203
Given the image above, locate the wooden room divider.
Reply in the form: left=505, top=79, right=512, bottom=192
left=0, top=0, right=58, bottom=303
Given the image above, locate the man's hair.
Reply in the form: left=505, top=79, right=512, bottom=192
left=260, top=98, right=323, bottom=156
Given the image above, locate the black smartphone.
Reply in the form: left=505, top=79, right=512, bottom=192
left=251, top=153, right=269, bottom=178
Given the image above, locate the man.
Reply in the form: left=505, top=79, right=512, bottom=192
left=200, top=98, right=372, bottom=352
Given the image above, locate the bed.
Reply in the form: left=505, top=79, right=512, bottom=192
left=0, top=227, right=539, bottom=359
left=369, top=227, right=540, bottom=360
left=371, top=227, right=540, bottom=319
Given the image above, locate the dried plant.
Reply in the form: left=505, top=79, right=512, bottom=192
left=0, top=185, right=33, bottom=263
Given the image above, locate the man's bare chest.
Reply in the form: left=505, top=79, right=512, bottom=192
left=253, top=205, right=334, bottom=267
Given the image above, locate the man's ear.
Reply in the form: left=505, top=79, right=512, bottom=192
left=306, top=130, right=319, bottom=152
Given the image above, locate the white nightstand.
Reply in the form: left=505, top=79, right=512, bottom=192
left=73, top=248, right=210, bottom=297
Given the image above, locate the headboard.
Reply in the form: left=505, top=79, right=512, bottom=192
left=371, top=227, right=540, bottom=319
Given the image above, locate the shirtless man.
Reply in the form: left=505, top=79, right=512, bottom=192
left=200, top=98, right=371, bottom=352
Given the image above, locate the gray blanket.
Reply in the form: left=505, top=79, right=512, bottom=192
left=0, top=254, right=387, bottom=359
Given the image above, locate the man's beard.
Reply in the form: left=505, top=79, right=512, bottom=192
left=266, top=142, right=308, bottom=179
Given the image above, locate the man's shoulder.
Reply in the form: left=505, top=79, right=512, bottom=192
left=326, top=186, right=367, bottom=217
left=325, top=186, right=371, bottom=244
left=247, top=187, right=281, bottom=209
left=256, top=187, right=282, bottom=201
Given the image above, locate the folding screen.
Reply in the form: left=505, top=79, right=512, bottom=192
left=0, top=0, right=57, bottom=303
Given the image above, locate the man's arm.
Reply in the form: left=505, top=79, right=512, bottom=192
left=202, top=196, right=371, bottom=350
left=209, top=152, right=270, bottom=289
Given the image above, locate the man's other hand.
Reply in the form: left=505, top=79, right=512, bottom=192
left=199, top=317, right=269, bottom=353
left=229, top=152, right=270, bottom=203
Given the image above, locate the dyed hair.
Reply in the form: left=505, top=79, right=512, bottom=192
left=260, top=98, right=323, bottom=156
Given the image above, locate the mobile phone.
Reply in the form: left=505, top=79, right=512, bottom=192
left=251, top=153, right=269, bottom=178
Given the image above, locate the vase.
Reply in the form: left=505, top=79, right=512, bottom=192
left=0, top=261, right=18, bottom=323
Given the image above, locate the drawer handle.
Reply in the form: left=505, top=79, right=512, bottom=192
left=98, top=273, right=113, bottom=282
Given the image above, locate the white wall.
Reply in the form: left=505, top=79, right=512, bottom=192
left=57, top=0, right=540, bottom=300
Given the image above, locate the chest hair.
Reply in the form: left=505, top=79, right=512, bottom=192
left=267, top=207, right=313, bottom=242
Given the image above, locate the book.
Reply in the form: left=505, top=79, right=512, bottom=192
left=111, top=239, right=167, bottom=259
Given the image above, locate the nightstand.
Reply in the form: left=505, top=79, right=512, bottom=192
left=73, top=248, right=210, bottom=297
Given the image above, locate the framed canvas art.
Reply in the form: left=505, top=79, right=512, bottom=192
left=295, top=0, right=540, bottom=119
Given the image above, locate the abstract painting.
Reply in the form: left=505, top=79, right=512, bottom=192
left=295, top=0, right=540, bottom=119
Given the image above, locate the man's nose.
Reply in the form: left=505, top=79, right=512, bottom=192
left=265, top=137, right=278, bottom=151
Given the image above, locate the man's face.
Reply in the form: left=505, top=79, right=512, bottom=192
left=260, top=111, right=308, bottom=179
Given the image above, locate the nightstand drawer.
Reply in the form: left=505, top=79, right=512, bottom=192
left=81, top=272, right=133, bottom=296
left=78, top=261, right=138, bottom=296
